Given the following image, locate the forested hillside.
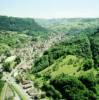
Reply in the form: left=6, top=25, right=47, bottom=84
left=31, top=26, right=99, bottom=99
left=0, top=16, right=47, bottom=32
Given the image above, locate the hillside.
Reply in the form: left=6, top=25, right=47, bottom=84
left=31, top=29, right=99, bottom=99
left=0, top=16, right=46, bottom=32
left=0, top=16, right=56, bottom=56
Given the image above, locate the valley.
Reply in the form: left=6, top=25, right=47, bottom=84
left=0, top=16, right=99, bottom=100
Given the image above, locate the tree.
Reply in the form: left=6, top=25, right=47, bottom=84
left=42, top=83, right=62, bottom=99
left=33, top=55, right=49, bottom=73
left=15, top=56, right=21, bottom=64
left=50, top=73, right=93, bottom=100
left=82, top=59, right=94, bottom=71
left=79, top=72, right=96, bottom=93
left=3, top=62, right=12, bottom=72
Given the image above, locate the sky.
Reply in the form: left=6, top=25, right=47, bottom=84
left=0, top=0, right=99, bottom=18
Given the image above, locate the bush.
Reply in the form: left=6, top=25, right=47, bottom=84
left=96, top=73, right=99, bottom=84
left=79, top=72, right=96, bottom=93
left=3, top=62, right=12, bottom=72
left=15, top=56, right=21, bottom=64
left=4, top=50, right=11, bottom=57
left=84, top=91, right=96, bottom=100
left=50, top=73, right=91, bottom=100
left=0, top=80, right=5, bottom=93
left=82, top=59, right=93, bottom=71
left=42, top=83, right=62, bottom=99
left=32, top=55, right=49, bottom=73
left=0, top=72, right=3, bottom=79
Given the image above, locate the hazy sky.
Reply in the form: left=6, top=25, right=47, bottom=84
left=0, top=0, right=99, bottom=18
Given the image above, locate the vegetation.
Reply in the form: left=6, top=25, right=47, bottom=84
left=31, top=25, right=99, bottom=99
left=50, top=73, right=96, bottom=100
left=3, top=56, right=21, bottom=72
left=0, top=16, right=99, bottom=99
left=32, top=34, right=93, bottom=73
left=0, top=16, right=46, bottom=32
left=0, top=80, right=5, bottom=95
left=0, top=30, right=31, bottom=55
left=79, top=72, right=96, bottom=93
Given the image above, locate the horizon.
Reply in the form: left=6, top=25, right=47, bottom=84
left=0, top=15, right=99, bottom=19
left=0, top=0, right=99, bottom=18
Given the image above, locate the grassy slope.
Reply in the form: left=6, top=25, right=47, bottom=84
left=38, top=55, right=97, bottom=78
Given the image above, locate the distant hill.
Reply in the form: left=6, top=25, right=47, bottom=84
left=35, top=18, right=99, bottom=27
left=0, top=16, right=47, bottom=32
left=35, top=18, right=99, bottom=35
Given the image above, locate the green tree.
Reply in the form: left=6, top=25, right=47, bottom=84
left=79, top=72, right=96, bottom=93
